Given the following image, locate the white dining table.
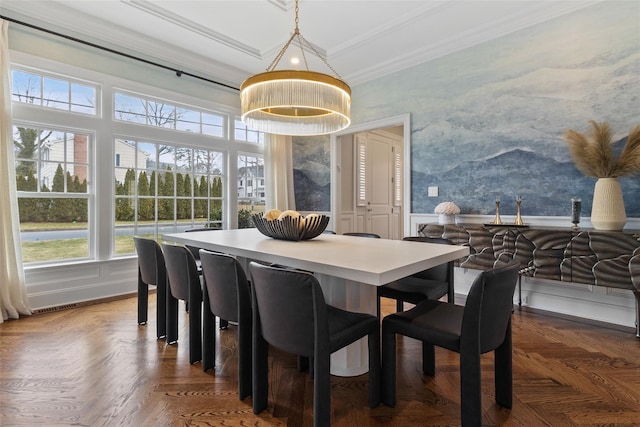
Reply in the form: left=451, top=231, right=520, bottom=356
left=163, top=228, right=469, bottom=376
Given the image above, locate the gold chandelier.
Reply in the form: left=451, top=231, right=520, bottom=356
left=240, top=0, right=351, bottom=136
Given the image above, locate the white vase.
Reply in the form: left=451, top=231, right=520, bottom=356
left=438, top=214, right=455, bottom=225
left=590, top=177, right=626, bottom=231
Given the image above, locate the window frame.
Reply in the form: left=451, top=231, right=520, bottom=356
left=10, top=53, right=265, bottom=268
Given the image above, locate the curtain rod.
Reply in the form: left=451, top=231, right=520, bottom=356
left=0, top=14, right=240, bottom=92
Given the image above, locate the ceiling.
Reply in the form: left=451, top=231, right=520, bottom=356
left=1, top=0, right=601, bottom=91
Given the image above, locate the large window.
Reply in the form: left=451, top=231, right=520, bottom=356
left=11, top=62, right=264, bottom=267
left=114, top=139, right=224, bottom=254
left=14, top=126, right=92, bottom=263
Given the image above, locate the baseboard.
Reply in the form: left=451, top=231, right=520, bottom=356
left=31, top=290, right=148, bottom=315
left=516, top=304, right=637, bottom=335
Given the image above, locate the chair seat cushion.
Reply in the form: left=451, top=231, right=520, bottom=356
left=383, top=299, right=463, bottom=352
left=327, top=305, right=378, bottom=353
left=378, top=277, right=448, bottom=303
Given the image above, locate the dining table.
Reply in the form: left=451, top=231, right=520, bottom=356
left=163, top=228, right=469, bottom=377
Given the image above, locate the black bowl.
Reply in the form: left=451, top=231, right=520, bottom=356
left=252, top=213, right=329, bottom=241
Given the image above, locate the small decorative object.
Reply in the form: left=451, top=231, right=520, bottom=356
left=571, top=198, right=582, bottom=229
left=514, top=196, right=524, bottom=226
left=434, top=201, right=460, bottom=225
left=492, top=197, right=503, bottom=225
left=563, top=121, right=640, bottom=230
left=252, top=211, right=329, bottom=241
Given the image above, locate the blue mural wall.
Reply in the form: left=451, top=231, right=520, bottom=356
left=349, top=1, right=639, bottom=218
left=292, top=135, right=331, bottom=211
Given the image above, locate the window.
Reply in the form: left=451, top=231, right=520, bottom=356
left=11, top=69, right=97, bottom=115
left=237, top=154, right=265, bottom=228
left=14, top=125, right=92, bottom=263
left=114, top=140, right=225, bottom=254
left=11, top=62, right=264, bottom=269
left=234, top=118, right=265, bottom=144
left=114, top=91, right=226, bottom=137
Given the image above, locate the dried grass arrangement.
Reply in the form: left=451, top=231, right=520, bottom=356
left=563, top=120, right=640, bottom=178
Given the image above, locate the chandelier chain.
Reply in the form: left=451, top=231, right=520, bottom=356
left=264, top=0, right=343, bottom=80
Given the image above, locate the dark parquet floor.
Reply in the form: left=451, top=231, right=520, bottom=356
left=1, top=293, right=639, bottom=426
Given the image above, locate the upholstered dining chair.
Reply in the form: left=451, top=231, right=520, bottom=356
left=376, top=237, right=455, bottom=318
left=248, top=261, right=381, bottom=427
left=133, top=236, right=167, bottom=340
left=161, top=243, right=203, bottom=365
left=381, top=260, right=520, bottom=427
left=182, top=227, right=219, bottom=315
left=199, top=250, right=252, bottom=399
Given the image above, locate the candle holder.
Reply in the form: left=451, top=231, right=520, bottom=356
left=492, top=198, right=502, bottom=225
left=571, top=198, right=581, bottom=229
left=514, top=197, right=524, bottom=226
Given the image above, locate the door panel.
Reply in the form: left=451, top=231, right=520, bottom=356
left=349, top=129, right=402, bottom=239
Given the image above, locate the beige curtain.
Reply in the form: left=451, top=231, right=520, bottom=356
left=0, top=20, right=32, bottom=322
left=264, top=134, right=296, bottom=211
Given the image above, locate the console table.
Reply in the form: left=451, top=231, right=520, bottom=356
left=418, top=223, right=640, bottom=337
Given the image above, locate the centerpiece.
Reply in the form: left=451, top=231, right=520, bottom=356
left=563, top=120, right=640, bottom=230
left=253, top=209, right=329, bottom=241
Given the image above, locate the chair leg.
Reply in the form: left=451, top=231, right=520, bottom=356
left=368, top=330, right=381, bottom=408
left=495, top=322, right=513, bottom=408
left=188, top=289, right=202, bottom=365
left=219, top=319, right=229, bottom=329
left=422, top=343, right=435, bottom=376
left=166, top=294, right=179, bottom=345
left=313, top=352, right=331, bottom=427
left=252, top=333, right=269, bottom=414
left=459, top=350, right=482, bottom=427
left=202, top=303, right=215, bottom=372
left=297, top=355, right=309, bottom=372
left=238, top=321, right=252, bottom=400
left=396, top=299, right=403, bottom=313
left=381, top=322, right=397, bottom=407
left=156, top=277, right=168, bottom=339
left=376, top=295, right=382, bottom=319
left=137, top=271, right=148, bottom=325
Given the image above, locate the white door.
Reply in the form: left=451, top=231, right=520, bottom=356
left=355, top=131, right=402, bottom=239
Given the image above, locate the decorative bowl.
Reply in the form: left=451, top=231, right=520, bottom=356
left=252, top=213, right=329, bottom=241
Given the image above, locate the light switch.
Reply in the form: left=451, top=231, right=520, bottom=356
left=428, top=186, right=438, bottom=197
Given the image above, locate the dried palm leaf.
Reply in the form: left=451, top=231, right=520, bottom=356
left=611, top=124, right=640, bottom=177
left=563, top=120, right=640, bottom=178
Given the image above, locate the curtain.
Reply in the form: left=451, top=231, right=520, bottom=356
left=0, top=19, right=32, bottom=323
left=264, top=134, right=296, bottom=211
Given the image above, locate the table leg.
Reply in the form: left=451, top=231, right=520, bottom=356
left=316, top=273, right=377, bottom=377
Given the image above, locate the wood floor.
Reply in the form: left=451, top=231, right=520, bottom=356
left=1, top=294, right=639, bottom=426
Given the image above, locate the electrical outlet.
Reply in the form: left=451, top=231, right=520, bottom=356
left=428, top=186, right=438, bottom=197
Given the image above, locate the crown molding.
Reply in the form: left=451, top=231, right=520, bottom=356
left=122, top=0, right=261, bottom=58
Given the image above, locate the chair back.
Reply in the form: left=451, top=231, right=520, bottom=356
left=462, top=260, right=520, bottom=353
left=134, top=236, right=166, bottom=286
left=343, top=232, right=381, bottom=238
left=248, top=262, right=327, bottom=358
left=402, top=237, right=453, bottom=282
left=162, top=243, right=200, bottom=301
left=199, top=250, right=250, bottom=323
